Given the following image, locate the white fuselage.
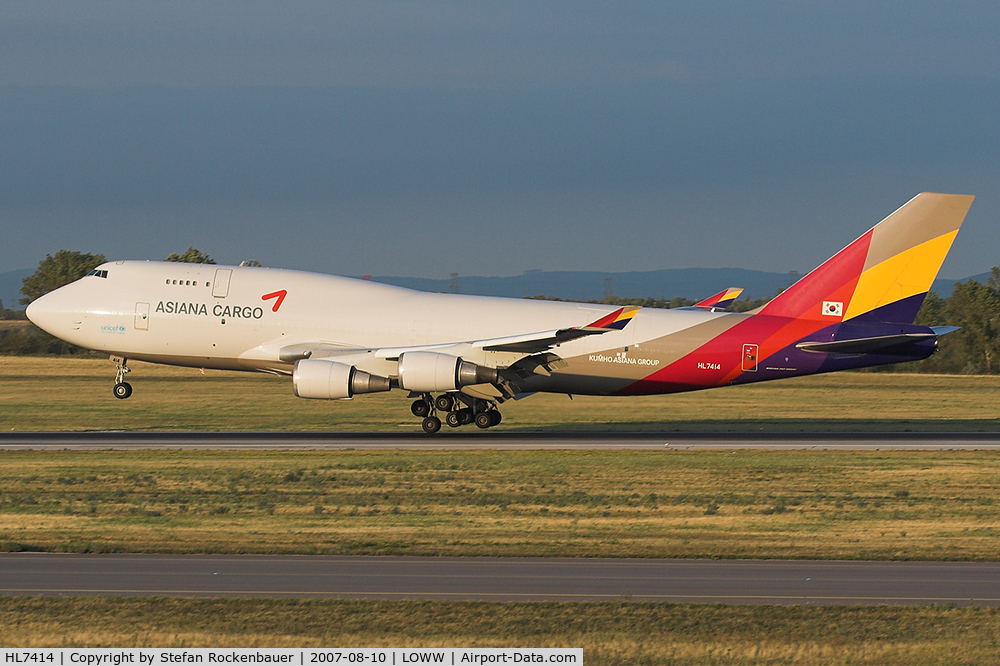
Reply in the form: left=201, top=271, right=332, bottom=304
left=26, top=261, right=743, bottom=396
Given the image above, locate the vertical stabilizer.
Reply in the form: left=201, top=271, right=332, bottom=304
left=760, top=193, right=974, bottom=324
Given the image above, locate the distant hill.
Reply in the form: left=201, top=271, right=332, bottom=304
left=930, top=273, right=991, bottom=297
left=0, top=268, right=31, bottom=310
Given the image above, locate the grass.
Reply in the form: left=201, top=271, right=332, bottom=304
left=3, top=356, right=1000, bottom=432
left=5, top=359, right=999, bottom=655
left=2, top=449, right=1000, bottom=559
left=2, top=597, right=999, bottom=664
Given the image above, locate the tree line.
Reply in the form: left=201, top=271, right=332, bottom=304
left=4, top=250, right=1000, bottom=374
left=895, top=268, right=1000, bottom=374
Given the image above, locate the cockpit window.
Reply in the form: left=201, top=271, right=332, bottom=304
left=86, top=269, right=109, bottom=278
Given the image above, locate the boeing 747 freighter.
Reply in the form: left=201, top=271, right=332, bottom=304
left=26, top=193, right=973, bottom=432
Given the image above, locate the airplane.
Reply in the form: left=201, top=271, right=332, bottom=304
left=26, top=192, right=973, bottom=433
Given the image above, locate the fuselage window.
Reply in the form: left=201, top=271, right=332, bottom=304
left=172, top=280, right=177, bottom=284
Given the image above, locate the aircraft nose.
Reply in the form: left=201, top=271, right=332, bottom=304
left=25, top=290, right=65, bottom=335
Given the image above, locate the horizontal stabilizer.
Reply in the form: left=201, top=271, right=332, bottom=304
left=796, top=333, right=936, bottom=354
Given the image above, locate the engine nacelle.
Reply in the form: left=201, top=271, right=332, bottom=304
left=397, top=351, right=499, bottom=392
left=293, top=359, right=391, bottom=400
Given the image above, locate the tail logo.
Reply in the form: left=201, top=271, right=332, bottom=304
left=822, top=301, right=843, bottom=317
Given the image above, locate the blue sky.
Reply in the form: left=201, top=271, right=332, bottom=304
left=1, top=2, right=998, bottom=279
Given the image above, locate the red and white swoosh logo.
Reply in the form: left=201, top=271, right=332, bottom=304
left=262, top=290, right=287, bottom=312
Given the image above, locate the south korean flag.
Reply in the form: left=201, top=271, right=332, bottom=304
left=822, top=300, right=843, bottom=317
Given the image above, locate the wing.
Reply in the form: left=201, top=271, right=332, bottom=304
left=276, top=306, right=641, bottom=362
left=268, top=305, right=641, bottom=401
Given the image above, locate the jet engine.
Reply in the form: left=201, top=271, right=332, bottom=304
left=397, top=351, right=499, bottom=392
left=293, top=359, right=391, bottom=400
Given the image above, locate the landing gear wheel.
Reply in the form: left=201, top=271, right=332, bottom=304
left=411, top=400, right=430, bottom=418
left=490, top=411, right=502, bottom=426
left=434, top=394, right=454, bottom=412
left=421, top=416, right=442, bottom=434
left=475, top=411, right=494, bottom=429
left=446, top=411, right=462, bottom=428
left=458, top=408, right=474, bottom=425
left=113, top=357, right=132, bottom=397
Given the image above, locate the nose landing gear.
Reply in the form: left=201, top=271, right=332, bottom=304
left=113, top=357, right=133, bottom=400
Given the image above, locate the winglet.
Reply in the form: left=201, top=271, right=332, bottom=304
left=480, top=306, right=641, bottom=354
left=695, top=287, right=744, bottom=310
left=585, top=306, right=640, bottom=330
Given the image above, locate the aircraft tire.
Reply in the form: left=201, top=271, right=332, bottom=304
left=434, top=394, right=454, bottom=412
left=475, top=412, right=493, bottom=429
left=459, top=408, right=474, bottom=425
left=411, top=400, right=430, bottom=418
left=113, top=382, right=133, bottom=400
left=490, top=411, right=502, bottom=426
left=445, top=411, right=462, bottom=428
left=421, top=416, right=442, bottom=434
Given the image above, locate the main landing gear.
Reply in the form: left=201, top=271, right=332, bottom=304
left=113, top=357, right=133, bottom=399
left=410, top=392, right=502, bottom=434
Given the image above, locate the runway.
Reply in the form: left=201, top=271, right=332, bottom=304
left=1, top=554, right=997, bottom=605
left=3, top=431, right=1000, bottom=450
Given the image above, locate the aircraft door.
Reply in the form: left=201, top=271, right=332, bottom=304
left=742, top=344, right=758, bottom=372
left=134, top=302, right=150, bottom=330
left=212, top=269, right=232, bottom=298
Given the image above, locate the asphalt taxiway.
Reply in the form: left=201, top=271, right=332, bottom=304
left=2, top=554, right=998, bottom=605
left=2, top=431, right=1000, bottom=450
